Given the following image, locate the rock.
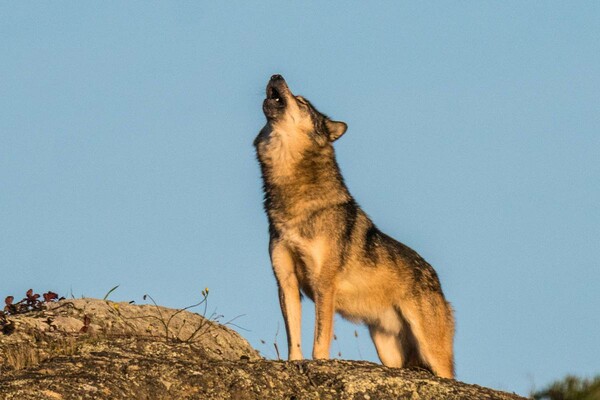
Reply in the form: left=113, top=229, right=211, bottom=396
left=0, top=299, right=525, bottom=399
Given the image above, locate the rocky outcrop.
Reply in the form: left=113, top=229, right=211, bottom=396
left=0, top=299, right=525, bottom=399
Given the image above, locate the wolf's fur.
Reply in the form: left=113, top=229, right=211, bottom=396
left=254, top=75, right=455, bottom=378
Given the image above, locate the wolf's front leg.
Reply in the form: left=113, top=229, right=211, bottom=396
left=270, top=241, right=303, bottom=360
left=312, top=287, right=335, bottom=359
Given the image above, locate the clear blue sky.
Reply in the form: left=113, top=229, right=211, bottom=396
left=1, top=2, right=598, bottom=396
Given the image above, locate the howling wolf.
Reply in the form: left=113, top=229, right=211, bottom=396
left=254, top=75, right=455, bottom=378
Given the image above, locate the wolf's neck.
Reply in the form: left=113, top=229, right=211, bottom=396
left=261, top=148, right=352, bottom=222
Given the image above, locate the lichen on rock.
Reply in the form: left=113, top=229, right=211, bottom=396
left=0, top=299, right=524, bottom=399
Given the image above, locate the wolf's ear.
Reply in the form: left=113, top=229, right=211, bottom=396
left=326, top=120, right=348, bottom=142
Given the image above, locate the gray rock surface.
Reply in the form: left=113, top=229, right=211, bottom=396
left=0, top=299, right=525, bottom=399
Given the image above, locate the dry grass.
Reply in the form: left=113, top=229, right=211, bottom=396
left=5, top=343, right=40, bottom=370
left=4, top=337, right=78, bottom=370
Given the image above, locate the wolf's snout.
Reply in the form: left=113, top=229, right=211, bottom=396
left=263, top=75, right=287, bottom=119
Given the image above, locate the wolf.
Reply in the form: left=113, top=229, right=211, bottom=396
left=254, top=74, right=455, bottom=378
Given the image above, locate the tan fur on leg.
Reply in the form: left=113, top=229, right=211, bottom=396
left=271, top=241, right=303, bottom=360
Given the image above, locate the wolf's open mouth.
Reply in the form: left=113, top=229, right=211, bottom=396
left=267, top=86, right=282, bottom=102
left=263, top=75, right=288, bottom=119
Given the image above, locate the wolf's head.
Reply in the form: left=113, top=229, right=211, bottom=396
left=256, top=75, right=353, bottom=213
left=261, top=75, right=347, bottom=146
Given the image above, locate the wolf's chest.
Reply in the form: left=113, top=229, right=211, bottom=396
left=279, top=229, right=331, bottom=296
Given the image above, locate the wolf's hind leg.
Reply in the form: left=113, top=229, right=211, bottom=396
left=368, top=308, right=405, bottom=368
left=368, top=325, right=404, bottom=368
left=401, top=296, right=455, bottom=379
